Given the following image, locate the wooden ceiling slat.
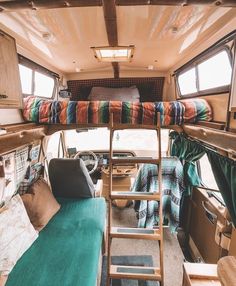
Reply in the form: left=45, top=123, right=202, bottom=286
left=115, top=0, right=236, bottom=7
left=0, top=0, right=102, bottom=11
left=102, top=0, right=119, bottom=78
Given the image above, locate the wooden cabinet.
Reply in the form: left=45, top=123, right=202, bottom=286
left=0, top=30, right=22, bottom=108
left=188, top=188, right=228, bottom=263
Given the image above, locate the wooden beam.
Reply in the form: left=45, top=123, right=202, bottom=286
left=112, top=62, right=119, bottom=79
left=102, top=0, right=118, bottom=46
left=0, top=0, right=102, bottom=11
left=102, top=0, right=120, bottom=78
left=115, top=0, right=236, bottom=7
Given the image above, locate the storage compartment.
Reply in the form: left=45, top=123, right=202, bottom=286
left=0, top=30, right=22, bottom=108
left=188, top=188, right=229, bottom=263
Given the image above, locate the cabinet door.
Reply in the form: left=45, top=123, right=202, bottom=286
left=0, top=31, right=22, bottom=108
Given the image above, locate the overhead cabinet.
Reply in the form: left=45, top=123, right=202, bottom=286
left=0, top=30, right=22, bottom=108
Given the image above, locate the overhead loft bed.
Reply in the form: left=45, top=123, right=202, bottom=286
left=15, top=94, right=236, bottom=156
left=22, top=96, right=212, bottom=128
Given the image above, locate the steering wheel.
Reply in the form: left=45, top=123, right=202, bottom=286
left=74, top=150, right=98, bottom=175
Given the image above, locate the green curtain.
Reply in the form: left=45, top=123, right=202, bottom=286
left=170, top=132, right=205, bottom=196
left=207, top=151, right=236, bottom=227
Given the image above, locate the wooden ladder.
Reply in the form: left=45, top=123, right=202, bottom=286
left=106, top=113, right=164, bottom=286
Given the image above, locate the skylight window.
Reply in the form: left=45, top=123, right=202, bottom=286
left=91, top=46, right=134, bottom=62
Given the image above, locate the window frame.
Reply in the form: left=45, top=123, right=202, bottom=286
left=196, top=156, right=225, bottom=206
left=176, top=46, right=233, bottom=98
left=18, top=54, right=58, bottom=99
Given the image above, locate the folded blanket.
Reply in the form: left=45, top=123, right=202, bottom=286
left=22, top=96, right=212, bottom=126
left=131, top=157, right=185, bottom=232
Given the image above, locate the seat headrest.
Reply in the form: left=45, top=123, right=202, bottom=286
left=48, top=158, right=95, bottom=198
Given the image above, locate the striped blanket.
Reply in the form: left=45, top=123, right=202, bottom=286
left=131, top=157, right=185, bottom=232
left=22, top=96, right=212, bottom=126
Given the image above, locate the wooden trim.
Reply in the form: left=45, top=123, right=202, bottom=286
left=195, top=121, right=225, bottom=130
left=0, top=0, right=102, bottom=11
left=182, top=124, right=236, bottom=154
left=116, top=0, right=236, bottom=7
left=230, top=107, right=236, bottom=112
left=1, top=122, right=41, bottom=133
left=0, top=126, right=46, bottom=155
left=1, top=0, right=236, bottom=11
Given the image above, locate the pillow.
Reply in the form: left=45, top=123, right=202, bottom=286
left=48, top=158, right=96, bottom=199
left=88, top=86, right=140, bottom=102
left=21, top=178, right=60, bottom=231
left=0, top=195, right=38, bottom=276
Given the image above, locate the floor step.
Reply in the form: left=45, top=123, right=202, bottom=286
left=110, top=265, right=162, bottom=281
left=111, top=191, right=160, bottom=200
left=110, top=227, right=161, bottom=240
left=111, top=157, right=160, bottom=165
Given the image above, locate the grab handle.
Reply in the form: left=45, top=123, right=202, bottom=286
left=202, top=201, right=217, bottom=224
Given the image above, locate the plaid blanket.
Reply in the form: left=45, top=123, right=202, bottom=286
left=22, top=96, right=212, bottom=126
left=131, top=157, right=185, bottom=232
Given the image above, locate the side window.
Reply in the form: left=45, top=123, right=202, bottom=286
left=34, top=71, right=55, bottom=98
left=18, top=59, right=57, bottom=98
left=177, top=48, right=232, bottom=97
left=198, top=50, right=232, bottom=91
left=178, top=67, right=197, bottom=96
left=19, top=64, right=33, bottom=94
left=198, top=154, right=224, bottom=204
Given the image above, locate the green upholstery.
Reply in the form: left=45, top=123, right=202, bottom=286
left=6, top=197, right=106, bottom=286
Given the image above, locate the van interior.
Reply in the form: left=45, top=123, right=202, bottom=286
left=0, top=1, right=236, bottom=286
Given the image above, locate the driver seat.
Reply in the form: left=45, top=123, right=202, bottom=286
left=48, top=158, right=96, bottom=198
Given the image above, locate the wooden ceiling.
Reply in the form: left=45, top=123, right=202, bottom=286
left=0, top=1, right=235, bottom=78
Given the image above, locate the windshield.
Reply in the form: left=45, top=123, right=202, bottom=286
left=47, top=128, right=170, bottom=159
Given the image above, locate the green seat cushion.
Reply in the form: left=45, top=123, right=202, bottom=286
left=6, top=197, right=106, bottom=286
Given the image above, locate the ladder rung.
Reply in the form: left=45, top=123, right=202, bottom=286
left=110, top=265, right=162, bottom=281
left=111, top=157, right=160, bottom=164
left=111, top=191, right=160, bottom=200
left=111, top=124, right=160, bottom=130
left=110, top=227, right=161, bottom=240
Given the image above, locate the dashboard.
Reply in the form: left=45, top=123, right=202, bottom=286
left=72, top=150, right=136, bottom=181
left=78, top=151, right=135, bottom=166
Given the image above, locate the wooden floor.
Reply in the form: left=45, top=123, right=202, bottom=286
left=111, top=204, right=184, bottom=286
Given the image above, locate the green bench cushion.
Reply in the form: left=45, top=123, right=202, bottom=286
left=6, top=197, right=106, bottom=286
